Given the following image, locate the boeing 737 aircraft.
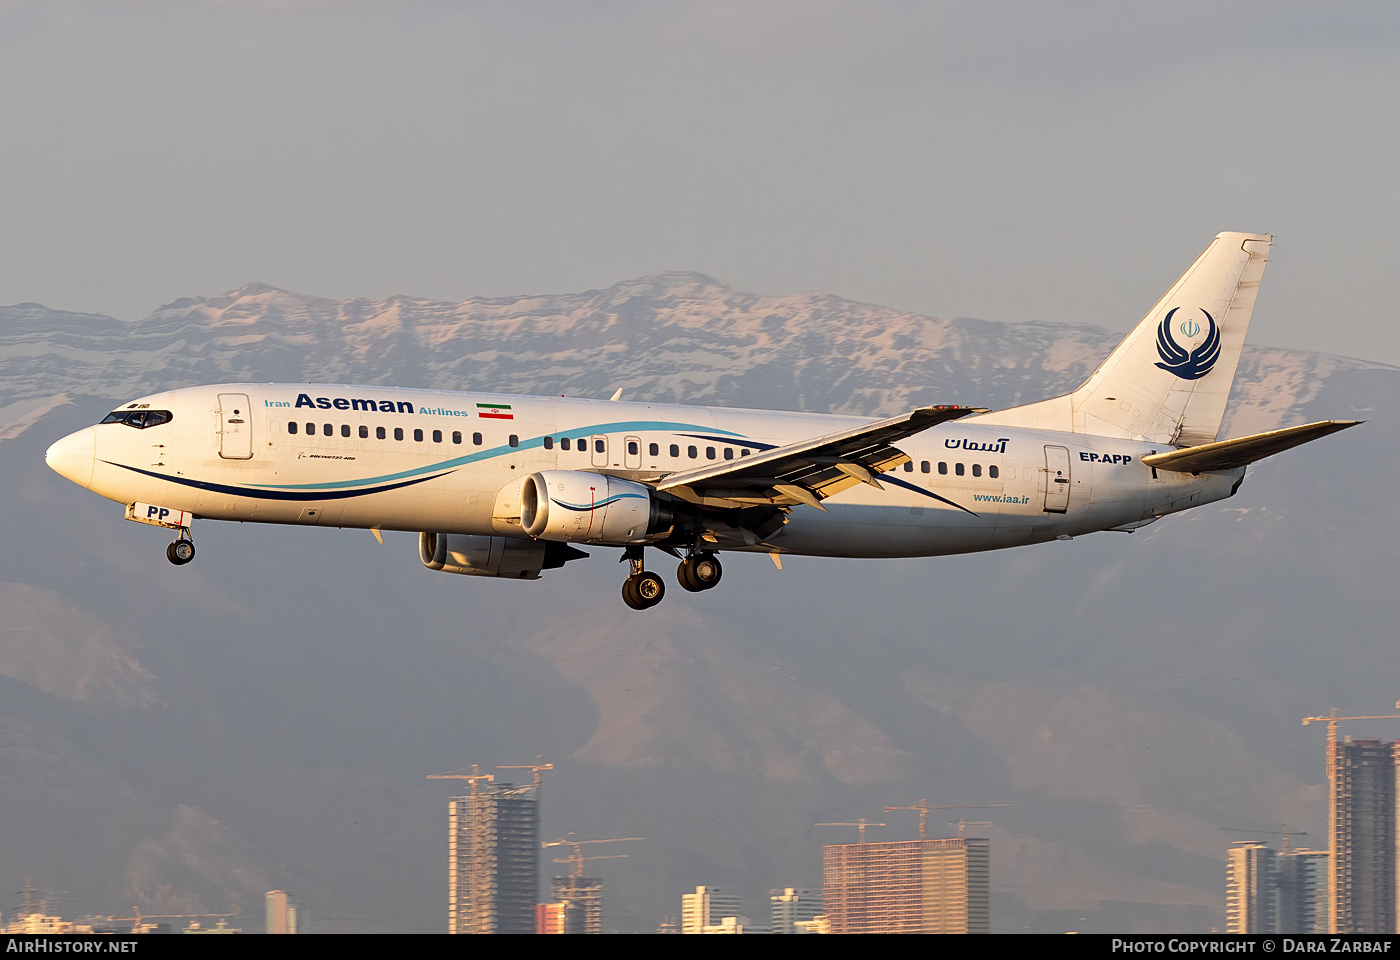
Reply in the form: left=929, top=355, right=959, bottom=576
left=46, top=232, right=1358, bottom=608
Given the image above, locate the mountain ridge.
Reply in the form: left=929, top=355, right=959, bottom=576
left=0, top=276, right=1390, bottom=931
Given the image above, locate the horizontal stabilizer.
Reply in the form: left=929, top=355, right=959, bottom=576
left=1141, top=420, right=1362, bottom=473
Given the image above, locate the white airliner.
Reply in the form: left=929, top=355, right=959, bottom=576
left=46, top=232, right=1358, bottom=608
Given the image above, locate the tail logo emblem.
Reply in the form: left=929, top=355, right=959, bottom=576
left=1155, top=307, right=1220, bottom=380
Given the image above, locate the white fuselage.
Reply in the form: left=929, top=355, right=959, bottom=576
left=49, top=383, right=1243, bottom=557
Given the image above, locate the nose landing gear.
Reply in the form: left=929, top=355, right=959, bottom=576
left=166, top=528, right=196, bottom=566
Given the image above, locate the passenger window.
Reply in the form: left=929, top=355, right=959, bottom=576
left=670, top=444, right=680, bottom=458
left=921, top=461, right=930, bottom=473
left=741, top=449, right=750, bottom=457
left=724, top=448, right=733, bottom=460
left=561, top=437, right=571, bottom=450
left=341, top=424, right=351, bottom=437
left=904, top=462, right=913, bottom=472
left=414, top=429, right=424, bottom=442
left=688, top=445, right=698, bottom=459
left=593, top=439, right=603, bottom=453
left=432, top=429, right=442, bottom=443
left=288, top=422, right=298, bottom=435
left=511, top=435, right=521, bottom=448
left=452, top=431, right=462, bottom=444
left=377, top=426, right=386, bottom=440
left=306, top=423, right=315, bottom=435
left=359, top=425, right=368, bottom=439
left=578, top=438, right=588, bottom=450
left=627, top=440, right=639, bottom=456
left=989, top=464, right=999, bottom=479
left=323, top=424, right=333, bottom=436
left=706, top=447, right=716, bottom=460
left=544, top=436, right=554, bottom=450
left=394, top=427, right=404, bottom=441
left=473, top=433, right=483, bottom=445
left=972, top=463, right=982, bottom=477
left=650, top=443, right=659, bottom=457
left=938, top=462, right=948, bottom=475
left=955, top=463, right=965, bottom=476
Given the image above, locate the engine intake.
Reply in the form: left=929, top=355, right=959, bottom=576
left=520, top=470, right=674, bottom=545
left=419, top=532, right=585, bottom=580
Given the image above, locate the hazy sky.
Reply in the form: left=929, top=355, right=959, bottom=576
left=3, top=1, right=1398, bottom=364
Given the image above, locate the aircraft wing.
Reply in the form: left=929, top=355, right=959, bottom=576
left=655, top=404, right=984, bottom=510
left=1141, top=420, right=1362, bottom=474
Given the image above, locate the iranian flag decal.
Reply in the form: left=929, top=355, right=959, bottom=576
left=477, top=402, right=514, bottom=420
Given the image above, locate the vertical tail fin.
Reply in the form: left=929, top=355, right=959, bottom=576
left=979, top=232, right=1271, bottom=445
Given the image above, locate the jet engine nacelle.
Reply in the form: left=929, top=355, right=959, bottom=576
left=419, top=531, right=585, bottom=580
left=521, top=470, right=674, bottom=545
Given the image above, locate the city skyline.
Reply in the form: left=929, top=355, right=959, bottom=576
left=0, top=268, right=1391, bottom=931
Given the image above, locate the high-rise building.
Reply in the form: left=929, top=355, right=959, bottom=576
left=1225, top=841, right=1275, bottom=933
left=1328, top=738, right=1395, bottom=933
left=681, top=886, right=743, bottom=935
left=536, top=900, right=584, bottom=934
left=770, top=887, right=822, bottom=934
left=551, top=876, right=603, bottom=935
left=448, top=781, right=540, bottom=934
left=1277, top=848, right=1329, bottom=934
left=265, top=890, right=297, bottom=934
left=823, top=837, right=990, bottom=934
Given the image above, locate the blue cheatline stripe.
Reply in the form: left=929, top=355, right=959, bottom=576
left=550, top=494, right=648, bottom=512
left=104, top=461, right=451, bottom=502
left=254, top=419, right=747, bottom=492
left=879, top=474, right=978, bottom=516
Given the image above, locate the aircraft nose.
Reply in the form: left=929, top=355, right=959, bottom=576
left=45, top=426, right=96, bottom=488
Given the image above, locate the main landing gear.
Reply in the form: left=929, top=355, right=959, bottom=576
left=621, top=547, right=666, bottom=610
left=677, top=551, right=722, bottom=593
left=620, top=547, right=724, bottom=609
left=166, top=528, right=196, bottom=566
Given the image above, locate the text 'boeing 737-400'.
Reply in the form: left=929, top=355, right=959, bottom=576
left=46, top=233, right=1360, bottom=609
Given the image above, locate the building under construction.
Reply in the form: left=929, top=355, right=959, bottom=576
left=823, top=837, right=989, bottom=934
left=448, top=781, right=539, bottom=934
left=1328, top=738, right=1396, bottom=934
left=550, top=877, right=603, bottom=935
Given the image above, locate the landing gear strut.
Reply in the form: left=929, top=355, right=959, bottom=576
left=621, top=546, right=665, bottom=610
left=166, top=528, right=195, bottom=566
left=677, top=552, right=722, bottom=592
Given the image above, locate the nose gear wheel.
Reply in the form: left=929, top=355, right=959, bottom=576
left=166, top=532, right=195, bottom=566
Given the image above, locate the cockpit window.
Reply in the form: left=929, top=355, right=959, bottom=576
left=99, top=409, right=173, bottom=429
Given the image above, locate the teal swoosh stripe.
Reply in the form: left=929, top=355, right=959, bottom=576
left=551, top=493, right=648, bottom=511
left=256, top=419, right=745, bottom=492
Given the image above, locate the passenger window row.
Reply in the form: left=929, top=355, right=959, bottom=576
left=287, top=422, right=499, bottom=446
left=534, top=437, right=754, bottom=460
left=283, top=423, right=755, bottom=462
left=903, top=460, right=1000, bottom=479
